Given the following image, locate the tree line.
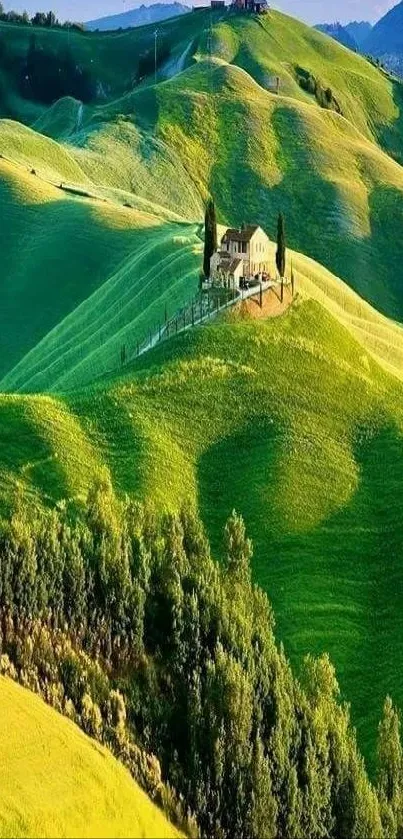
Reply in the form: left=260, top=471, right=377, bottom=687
left=0, top=481, right=403, bottom=837
left=0, top=4, right=84, bottom=30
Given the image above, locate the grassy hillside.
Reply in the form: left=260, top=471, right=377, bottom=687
left=1, top=246, right=403, bottom=763
left=0, top=153, right=201, bottom=389
left=3, top=5, right=403, bottom=771
left=2, top=8, right=403, bottom=390
left=0, top=676, right=180, bottom=838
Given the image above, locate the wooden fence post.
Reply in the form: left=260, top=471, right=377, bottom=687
left=259, top=282, right=262, bottom=308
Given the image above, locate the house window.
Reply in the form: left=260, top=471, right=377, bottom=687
left=241, top=242, right=247, bottom=253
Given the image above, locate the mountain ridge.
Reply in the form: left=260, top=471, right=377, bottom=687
left=86, top=2, right=190, bottom=32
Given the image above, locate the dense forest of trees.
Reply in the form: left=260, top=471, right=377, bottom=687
left=0, top=481, right=402, bottom=838
left=0, top=29, right=95, bottom=104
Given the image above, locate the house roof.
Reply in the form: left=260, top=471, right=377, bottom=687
left=227, top=257, right=243, bottom=273
left=222, top=224, right=260, bottom=243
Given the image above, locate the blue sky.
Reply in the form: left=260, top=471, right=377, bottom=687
left=3, top=0, right=398, bottom=26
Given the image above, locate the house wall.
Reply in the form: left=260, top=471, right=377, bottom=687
left=248, top=228, right=270, bottom=275
left=224, top=228, right=270, bottom=276
left=210, top=251, right=221, bottom=275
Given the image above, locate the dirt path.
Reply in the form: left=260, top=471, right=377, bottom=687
left=226, top=285, right=293, bottom=320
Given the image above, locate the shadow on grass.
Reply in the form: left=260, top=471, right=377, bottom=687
left=198, top=416, right=403, bottom=772
left=376, top=77, right=403, bottom=167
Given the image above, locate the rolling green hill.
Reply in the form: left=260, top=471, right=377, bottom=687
left=3, top=8, right=403, bottom=393
left=0, top=154, right=201, bottom=389
left=3, top=4, right=403, bottom=777
left=1, top=245, right=403, bottom=765
left=0, top=676, right=180, bottom=838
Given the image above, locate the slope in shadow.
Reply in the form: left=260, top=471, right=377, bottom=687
left=198, top=418, right=403, bottom=768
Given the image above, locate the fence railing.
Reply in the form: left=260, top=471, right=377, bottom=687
left=121, top=279, right=280, bottom=368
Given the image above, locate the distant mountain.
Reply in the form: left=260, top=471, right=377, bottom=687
left=314, top=22, right=357, bottom=51
left=344, top=20, right=372, bottom=50
left=86, top=2, right=190, bottom=31
left=365, top=1, right=403, bottom=56
left=364, top=1, right=403, bottom=76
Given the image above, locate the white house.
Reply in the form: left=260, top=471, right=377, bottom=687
left=210, top=224, right=271, bottom=288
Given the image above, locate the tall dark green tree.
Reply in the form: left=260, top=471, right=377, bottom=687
left=276, top=212, right=286, bottom=279
left=203, top=198, right=218, bottom=278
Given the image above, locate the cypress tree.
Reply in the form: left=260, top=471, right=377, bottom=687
left=276, top=212, right=286, bottom=279
left=203, top=198, right=218, bottom=278
left=224, top=510, right=252, bottom=585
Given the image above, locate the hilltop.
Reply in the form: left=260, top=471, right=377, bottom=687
left=0, top=676, right=180, bottom=838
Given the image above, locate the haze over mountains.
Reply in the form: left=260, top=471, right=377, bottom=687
left=86, top=1, right=189, bottom=31
left=315, top=21, right=359, bottom=50
left=365, top=0, right=403, bottom=71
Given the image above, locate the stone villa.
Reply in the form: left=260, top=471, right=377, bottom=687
left=210, top=224, right=271, bottom=288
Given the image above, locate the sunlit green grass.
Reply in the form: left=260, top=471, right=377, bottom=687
left=0, top=676, right=180, bottom=838
left=3, top=9, right=403, bottom=393
left=3, top=6, right=403, bottom=774
left=1, top=277, right=403, bottom=765
left=0, top=157, right=201, bottom=390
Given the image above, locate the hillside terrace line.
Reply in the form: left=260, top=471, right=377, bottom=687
left=0, top=154, right=293, bottom=370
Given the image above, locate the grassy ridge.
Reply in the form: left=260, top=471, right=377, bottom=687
left=0, top=676, right=180, bottom=838
left=0, top=155, right=201, bottom=389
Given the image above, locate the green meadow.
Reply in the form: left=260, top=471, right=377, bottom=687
left=2, top=4, right=403, bottom=779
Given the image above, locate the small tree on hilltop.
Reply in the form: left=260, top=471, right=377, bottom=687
left=203, top=198, right=217, bottom=278
left=276, top=212, right=286, bottom=279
